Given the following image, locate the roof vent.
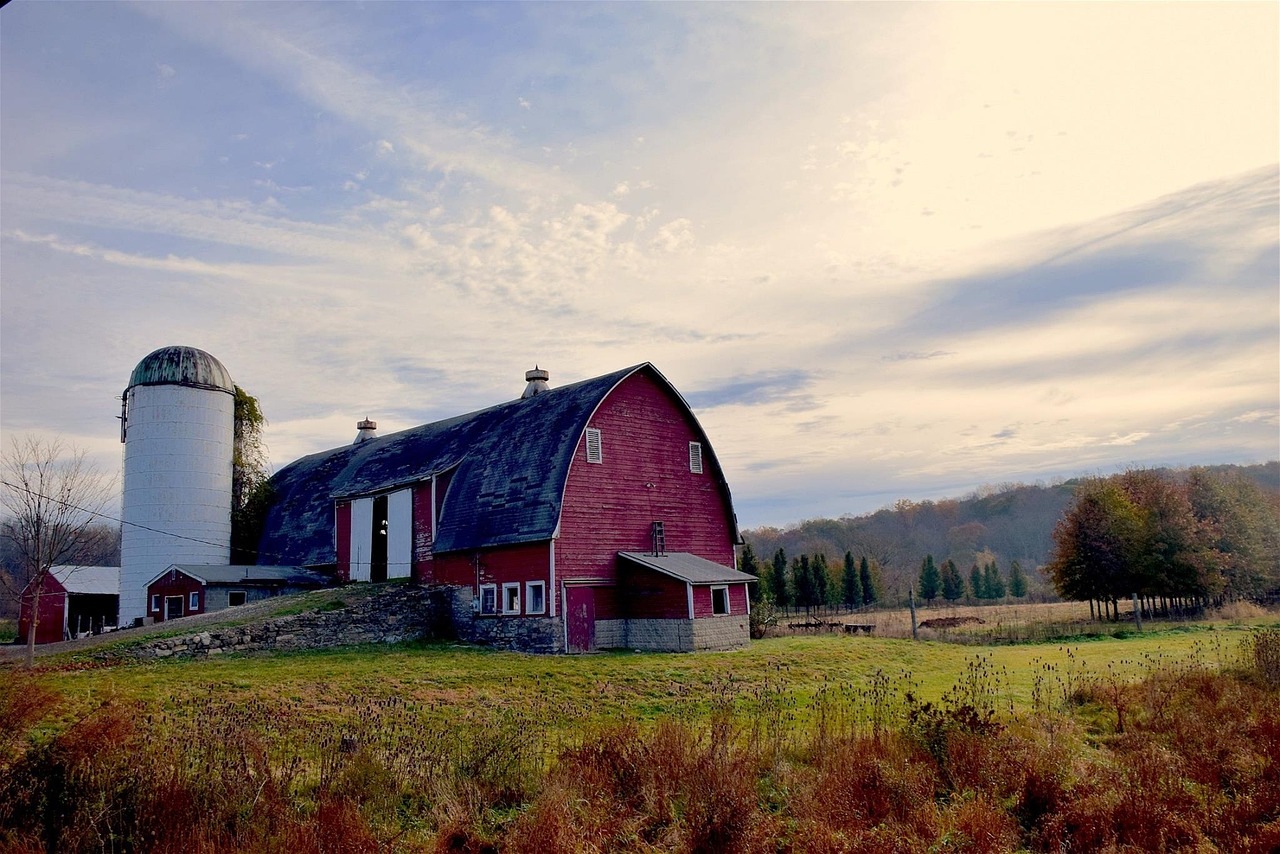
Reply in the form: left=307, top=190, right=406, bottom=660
left=521, top=366, right=550, bottom=399
left=353, top=418, right=378, bottom=445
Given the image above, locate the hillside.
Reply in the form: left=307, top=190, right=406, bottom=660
left=743, top=462, right=1280, bottom=602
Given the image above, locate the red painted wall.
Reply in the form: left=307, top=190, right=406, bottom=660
left=691, top=582, right=750, bottom=618
left=17, top=575, right=67, bottom=645
left=557, top=371, right=737, bottom=587
left=434, top=541, right=551, bottom=595
left=412, top=482, right=434, bottom=582
left=619, top=564, right=689, bottom=619
left=147, top=570, right=205, bottom=622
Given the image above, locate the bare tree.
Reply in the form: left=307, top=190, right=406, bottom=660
left=0, top=436, right=115, bottom=666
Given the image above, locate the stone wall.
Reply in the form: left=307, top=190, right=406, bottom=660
left=690, top=614, right=749, bottom=650
left=117, top=584, right=450, bottom=661
left=445, top=585, right=564, bottom=653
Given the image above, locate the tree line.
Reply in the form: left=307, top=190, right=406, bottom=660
left=739, top=544, right=883, bottom=614
left=1045, top=466, right=1280, bottom=619
left=916, top=554, right=1028, bottom=603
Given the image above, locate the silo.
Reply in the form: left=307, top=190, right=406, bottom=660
left=119, top=346, right=235, bottom=625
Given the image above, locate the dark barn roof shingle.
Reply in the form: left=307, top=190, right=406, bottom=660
left=257, top=365, right=643, bottom=566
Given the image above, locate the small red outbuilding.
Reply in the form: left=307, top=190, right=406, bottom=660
left=17, top=566, right=119, bottom=645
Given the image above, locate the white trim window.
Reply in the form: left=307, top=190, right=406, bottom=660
left=189, top=591, right=199, bottom=611
left=150, top=594, right=160, bottom=613
left=479, top=584, right=498, bottom=615
left=711, top=585, right=730, bottom=616
left=502, top=582, right=521, bottom=615
left=526, top=581, right=546, bottom=615
left=689, top=441, right=703, bottom=474
left=585, top=427, right=603, bottom=463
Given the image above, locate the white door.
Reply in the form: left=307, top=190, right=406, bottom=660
left=387, top=489, right=413, bottom=579
left=350, top=497, right=373, bottom=581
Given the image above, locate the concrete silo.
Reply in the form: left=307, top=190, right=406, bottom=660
left=119, top=346, right=235, bottom=625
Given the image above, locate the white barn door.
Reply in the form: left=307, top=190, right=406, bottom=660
left=387, top=489, right=412, bottom=579
left=350, top=497, right=373, bottom=582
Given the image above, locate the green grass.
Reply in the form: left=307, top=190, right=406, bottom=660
left=26, top=625, right=1254, bottom=740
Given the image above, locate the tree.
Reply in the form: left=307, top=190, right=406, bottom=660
left=842, top=551, right=863, bottom=609
left=230, top=386, right=273, bottom=564
left=940, top=558, right=964, bottom=602
left=918, top=554, right=941, bottom=603
left=813, top=553, right=830, bottom=608
left=859, top=556, right=876, bottom=606
left=793, top=555, right=817, bottom=615
left=739, top=542, right=762, bottom=603
left=1008, top=560, right=1028, bottom=598
left=1046, top=476, right=1145, bottom=618
left=984, top=561, right=1006, bottom=599
left=770, top=548, right=789, bottom=607
left=1, top=436, right=114, bottom=666
left=969, top=563, right=984, bottom=600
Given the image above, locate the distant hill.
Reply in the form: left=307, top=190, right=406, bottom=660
left=742, top=462, right=1279, bottom=603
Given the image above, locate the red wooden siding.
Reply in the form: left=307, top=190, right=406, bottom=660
left=18, top=574, right=68, bottom=645
left=412, top=482, right=434, bottom=582
left=434, top=541, right=551, bottom=602
left=619, top=564, right=690, bottom=619
left=335, top=501, right=352, bottom=583
left=147, top=570, right=204, bottom=622
left=556, top=371, right=737, bottom=586
left=691, top=582, right=750, bottom=618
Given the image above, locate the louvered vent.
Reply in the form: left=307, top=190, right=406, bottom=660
left=689, top=441, right=703, bottom=474
left=585, top=427, right=603, bottom=463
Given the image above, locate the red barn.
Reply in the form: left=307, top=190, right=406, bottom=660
left=258, top=364, right=753, bottom=652
left=17, top=566, right=119, bottom=645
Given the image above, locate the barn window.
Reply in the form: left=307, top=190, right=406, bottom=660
left=526, top=581, right=546, bottom=615
left=689, top=442, right=703, bottom=474
left=503, top=582, right=521, bottom=615
left=228, top=590, right=247, bottom=607
left=711, top=586, right=730, bottom=615
left=150, top=594, right=159, bottom=612
left=189, top=592, right=199, bottom=611
left=479, top=584, right=497, bottom=615
left=585, top=427, right=603, bottom=463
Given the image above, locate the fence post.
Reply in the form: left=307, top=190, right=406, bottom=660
left=909, top=586, right=918, bottom=641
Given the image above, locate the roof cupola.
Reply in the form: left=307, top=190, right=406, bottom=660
left=521, top=366, right=550, bottom=399
left=354, top=418, right=378, bottom=445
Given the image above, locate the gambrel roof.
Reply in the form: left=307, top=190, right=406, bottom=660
left=256, top=364, right=737, bottom=567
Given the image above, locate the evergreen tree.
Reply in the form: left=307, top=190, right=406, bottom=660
left=793, top=555, right=817, bottom=614
left=918, top=554, right=941, bottom=602
left=740, top=543, right=761, bottom=603
left=941, top=558, right=964, bottom=602
left=842, top=551, right=864, bottom=608
left=813, top=553, right=830, bottom=608
left=1008, top=560, right=1028, bottom=598
left=859, top=556, right=876, bottom=606
left=984, top=561, right=1006, bottom=599
left=770, top=548, right=789, bottom=607
left=969, top=563, right=985, bottom=600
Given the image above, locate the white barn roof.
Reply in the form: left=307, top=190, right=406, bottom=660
left=49, top=566, right=119, bottom=596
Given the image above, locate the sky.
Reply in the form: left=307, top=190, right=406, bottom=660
left=1, top=2, right=1277, bottom=529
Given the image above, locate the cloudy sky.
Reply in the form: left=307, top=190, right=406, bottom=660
left=2, top=2, right=1277, bottom=528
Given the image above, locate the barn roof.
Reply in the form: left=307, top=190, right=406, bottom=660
left=619, top=552, right=757, bottom=585
left=49, top=565, right=119, bottom=596
left=148, top=564, right=328, bottom=587
left=257, top=364, right=663, bottom=566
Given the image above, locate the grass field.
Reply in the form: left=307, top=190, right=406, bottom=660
left=4, top=604, right=1278, bottom=852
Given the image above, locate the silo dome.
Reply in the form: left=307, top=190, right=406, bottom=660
left=128, top=346, right=235, bottom=394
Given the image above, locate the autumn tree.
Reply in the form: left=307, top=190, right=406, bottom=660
left=0, top=437, right=114, bottom=666
left=230, top=386, right=273, bottom=564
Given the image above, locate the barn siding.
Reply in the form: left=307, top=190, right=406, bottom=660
left=18, top=575, right=68, bottom=644
left=335, top=501, right=352, bottom=583
left=691, top=582, right=750, bottom=618
left=619, top=564, right=690, bottom=619
left=557, top=372, right=736, bottom=587
left=434, top=541, right=551, bottom=612
left=412, top=482, right=434, bottom=582
left=147, top=570, right=205, bottom=621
